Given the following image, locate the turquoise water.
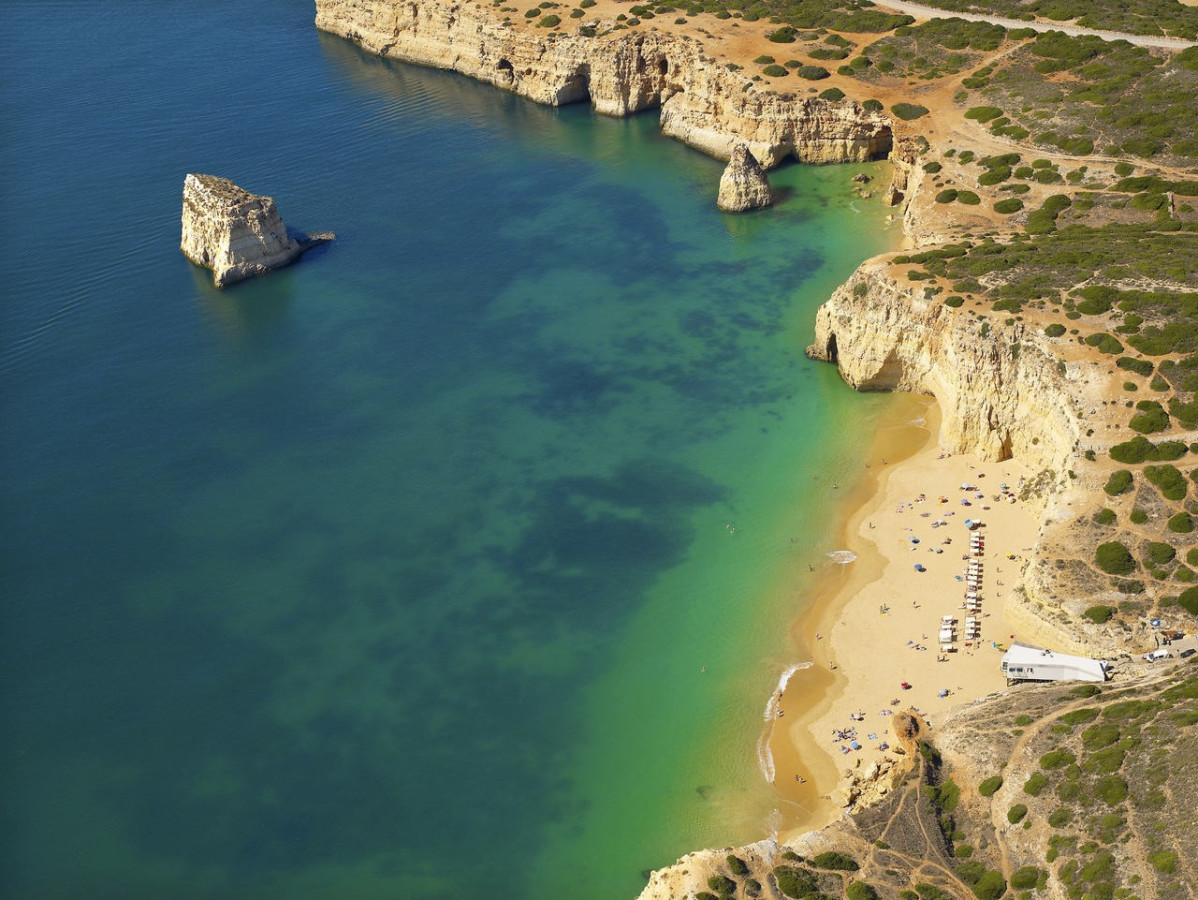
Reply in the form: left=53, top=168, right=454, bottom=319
left=0, top=3, right=897, bottom=898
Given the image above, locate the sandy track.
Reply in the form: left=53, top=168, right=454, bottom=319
left=873, top=0, right=1198, bottom=49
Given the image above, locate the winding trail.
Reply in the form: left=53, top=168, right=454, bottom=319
left=873, top=0, right=1198, bottom=49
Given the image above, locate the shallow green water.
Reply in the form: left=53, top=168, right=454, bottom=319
left=0, top=3, right=897, bottom=897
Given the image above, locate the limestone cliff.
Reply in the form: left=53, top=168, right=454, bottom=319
left=313, top=0, right=892, bottom=168
left=806, top=257, right=1079, bottom=472
left=180, top=174, right=332, bottom=288
left=717, top=144, right=772, bottom=212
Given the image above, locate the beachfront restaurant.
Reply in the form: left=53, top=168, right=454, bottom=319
left=1000, top=642, right=1108, bottom=683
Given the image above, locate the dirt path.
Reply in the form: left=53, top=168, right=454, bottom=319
left=872, top=0, right=1198, bottom=49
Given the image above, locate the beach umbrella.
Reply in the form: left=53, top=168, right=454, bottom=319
left=850, top=741, right=861, bottom=750
left=914, top=564, right=926, bottom=572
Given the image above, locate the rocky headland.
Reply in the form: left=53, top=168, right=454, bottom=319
left=313, top=0, right=893, bottom=169
left=180, top=174, right=332, bottom=288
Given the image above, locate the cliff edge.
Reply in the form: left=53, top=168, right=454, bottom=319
left=180, top=174, right=332, bottom=288
left=313, top=0, right=893, bottom=168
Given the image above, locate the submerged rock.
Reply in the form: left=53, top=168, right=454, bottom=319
left=717, top=144, right=772, bottom=212
left=180, top=174, right=333, bottom=288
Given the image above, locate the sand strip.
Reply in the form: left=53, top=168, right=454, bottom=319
left=766, top=396, right=1041, bottom=835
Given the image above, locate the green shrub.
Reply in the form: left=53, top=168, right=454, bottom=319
left=994, top=197, right=1024, bottom=214
left=978, top=775, right=1003, bottom=797
left=1096, top=774, right=1128, bottom=805
left=972, top=871, right=1007, bottom=900
left=819, top=87, right=845, bottom=100
left=797, top=65, right=830, bottom=80
left=936, top=189, right=958, bottom=203
left=1130, top=508, right=1148, bottom=524
left=1024, top=772, right=1048, bottom=796
left=1083, top=722, right=1121, bottom=750
left=1146, top=542, right=1176, bottom=565
left=847, top=882, right=880, bottom=900
left=708, top=875, right=736, bottom=897
left=539, top=13, right=560, bottom=25
left=863, top=98, right=883, bottom=112
left=954, top=844, right=974, bottom=857
left=1148, top=850, right=1178, bottom=873
left=924, top=161, right=943, bottom=173
left=965, top=106, right=1003, bottom=122
left=1048, top=807, right=1073, bottom=828
left=763, top=64, right=789, bottom=77
left=1044, top=322, right=1066, bottom=337
left=1083, top=604, right=1115, bottom=623
left=944, top=296, right=965, bottom=308
left=1129, top=400, right=1170, bottom=434
left=957, top=191, right=981, bottom=205
left=1041, top=748, right=1076, bottom=768
left=1110, top=436, right=1155, bottom=463
left=1117, top=356, right=1154, bottom=377
left=891, top=102, right=929, bottom=120
left=727, top=855, right=749, bottom=876
left=1061, top=707, right=1100, bottom=725
left=1095, top=541, right=1135, bottom=575
left=767, top=27, right=796, bottom=42
left=1104, top=470, right=1133, bottom=495
left=1144, top=464, right=1187, bottom=501
left=1010, top=866, right=1040, bottom=890
left=1084, top=332, right=1124, bottom=354
left=1093, top=508, right=1116, bottom=525
left=1169, top=512, right=1195, bottom=533
left=1179, top=586, right=1198, bottom=615
left=1007, top=803, right=1028, bottom=824
left=811, top=851, right=859, bottom=871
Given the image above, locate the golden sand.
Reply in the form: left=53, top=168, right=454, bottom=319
left=765, top=396, right=1043, bottom=835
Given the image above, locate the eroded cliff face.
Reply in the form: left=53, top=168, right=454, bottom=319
left=314, top=0, right=892, bottom=167
left=807, top=256, right=1080, bottom=473
left=180, top=174, right=330, bottom=288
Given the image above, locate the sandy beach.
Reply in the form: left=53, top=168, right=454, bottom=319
left=766, top=395, right=1045, bottom=833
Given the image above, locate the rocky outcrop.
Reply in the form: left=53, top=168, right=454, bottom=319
left=806, top=256, right=1080, bottom=472
left=717, top=144, right=772, bottom=211
left=180, top=174, right=332, bottom=288
left=313, top=0, right=892, bottom=168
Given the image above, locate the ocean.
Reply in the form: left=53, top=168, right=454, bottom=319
left=0, top=2, right=896, bottom=897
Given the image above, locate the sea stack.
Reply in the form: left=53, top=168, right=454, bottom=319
left=180, top=174, right=332, bottom=288
left=716, top=144, right=773, bottom=212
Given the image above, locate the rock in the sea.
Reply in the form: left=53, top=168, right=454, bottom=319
left=180, top=174, right=332, bottom=288
left=716, top=144, right=772, bottom=212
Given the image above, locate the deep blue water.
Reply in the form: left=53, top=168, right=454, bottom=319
left=0, top=2, right=896, bottom=898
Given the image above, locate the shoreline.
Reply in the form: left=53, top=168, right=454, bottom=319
left=766, top=395, right=1048, bottom=836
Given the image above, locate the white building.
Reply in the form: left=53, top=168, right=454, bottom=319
left=1000, top=642, right=1108, bottom=683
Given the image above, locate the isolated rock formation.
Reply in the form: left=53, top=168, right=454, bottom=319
left=180, top=174, right=332, bottom=288
left=717, top=144, right=772, bottom=212
left=313, top=0, right=893, bottom=168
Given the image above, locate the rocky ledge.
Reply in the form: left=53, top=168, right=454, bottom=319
left=313, top=0, right=892, bottom=168
left=180, top=174, right=333, bottom=288
left=717, top=144, right=772, bottom=212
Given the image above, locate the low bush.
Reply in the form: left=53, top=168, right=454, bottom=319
left=819, top=87, right=845, bottom=100
left=1010, top=866, right=1040, bottom=890
left=956, top=190, right=981, bottom=205
left=762, top=64, right=789, bottom=77
left=978, top=775, right=1003, bottom=796
left=1094, top=508, right=1116, bottom=525
left=811, top=851, right=859, bottom=871
left=1095, top=541, right=1136, bottom=575
left=1044, top=322, right=1066, bottom=337
left=994, top=197, right=1024, bottom=214
left=1096, top=774, right=1128, bottom=805
left=936, top=189, right=958, bottom=203
left=797, top=65, right=830, bottom=80
left=1041, top=748, right=1076, bottom=768
left=1180, top=585, right=1198, bottom=615
left=965, top=105, right=1003, bottom=122
left=1129, top=400, right=1170, bottom=433
left=1144, top=464, right=1187, bottom=500
left=1146, top=542, right=1176, bottom=565
left=1104, top=470, right=1133, bottom=495
left=1169, top=512, right=1194, bottom=533
left=1048, top=807, right=1073, bottom=828
left=1023, top=772, right=1048, bottom=796
left=846, top=882, right=879, bottom=900
left=891, top=102, right=929, bottom=120
left=726, top=855, right=749, bottom=876
left=1083, top=605, right=1116, bottom=623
